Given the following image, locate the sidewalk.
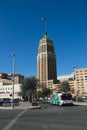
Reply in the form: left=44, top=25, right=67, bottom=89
left=0, top=102, right=87, bottom=110
left=0, top=102, right=41, bottom=110
left=74, top=101, right=87, bottom=106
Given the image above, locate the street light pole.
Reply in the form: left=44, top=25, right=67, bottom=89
left=72, top=65, right=77, bottom=79
left=72, top=65, right=77, bottom=102
left=12, top=54, right=16, bottom=109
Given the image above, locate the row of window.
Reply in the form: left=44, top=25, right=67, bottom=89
left=0, top=88, right=12, bottom=91
left=76, top=70, right=87, bottom=73
left=0, top=91, right=10, bottom=94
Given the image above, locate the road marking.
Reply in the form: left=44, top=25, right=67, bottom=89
left=3, top=109, right=27, bottom=130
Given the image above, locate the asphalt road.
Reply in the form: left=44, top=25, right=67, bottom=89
left=0, top=103, right=87, bottom=130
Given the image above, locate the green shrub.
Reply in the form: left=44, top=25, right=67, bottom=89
left=32, top=102, right=38, bottom=106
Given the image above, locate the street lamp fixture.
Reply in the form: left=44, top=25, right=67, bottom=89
left=72, top=65, right=77, bottom=73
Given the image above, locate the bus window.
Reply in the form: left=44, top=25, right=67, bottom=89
left=61, top=94, right=72, bottom=100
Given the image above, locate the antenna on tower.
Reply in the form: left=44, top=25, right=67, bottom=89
left=41, top=17, right=47, bottom=35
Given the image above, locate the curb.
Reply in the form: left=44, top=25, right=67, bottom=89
left=74, top=102, right=87, bottom=106
left=29, top=105, right=41, bottom=109
left=0, top=105, right=41, bottom=110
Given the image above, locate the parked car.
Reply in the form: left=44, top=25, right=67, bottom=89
left=0, top=98, right=11, bottom=103
left=13, top=98, right=20, bottom=103
left=0, top=98, right=11, bottom=106
left=22, top=98, right=28, bottom=102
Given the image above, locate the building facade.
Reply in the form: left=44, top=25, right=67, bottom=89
left=57, top=68, right=87, bottom=96
left=75, top=68, right=87, bottom=96
left=37, top=33, right=57, bottom=88
left=0, top=73, right=24, bottom=99
left=0, top=82, right=21, bottom=99
left=8, top=74, right=24, bottom=84
left=57, top=74, right=75, bottom=95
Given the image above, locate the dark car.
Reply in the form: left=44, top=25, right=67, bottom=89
left=13, top=98, right=20, bottom=103
left=22, top=98, right=28, bottom=102
left=0, top=98, right=11, bottom=106
left=0, top=98, right=11, bottom=103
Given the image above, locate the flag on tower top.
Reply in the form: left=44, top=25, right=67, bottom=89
left=41, top=17, right=46, bottom=20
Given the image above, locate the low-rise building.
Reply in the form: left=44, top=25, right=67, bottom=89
left=0, top=73, right=24, bottom=99
left=8, top=73, right=24, bottom=84
left=57, top=68, right=87, bottom=96
left=57, top=74, right=75, bottom=95
left=0, top=82, right=22, bottom=99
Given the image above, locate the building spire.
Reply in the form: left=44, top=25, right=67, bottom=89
left=41, top=17, right=47, bottom=35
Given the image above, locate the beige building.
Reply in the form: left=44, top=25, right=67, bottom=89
left=37, top=32, right=57, bottom=88
left=0, top=73, right=24, bottom=85
left=75, top=68, right=87, bottom=96
left=57, top=68, right=87, bottom=96
left=8, top=74, right=24, bottom=84
left=57, top=74, right=75, bottom=95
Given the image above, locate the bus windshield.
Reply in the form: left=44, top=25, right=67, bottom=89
left=61, top=94, right=72, bottom=100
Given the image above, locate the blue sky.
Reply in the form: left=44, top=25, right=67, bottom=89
left=0, top=0, right=87, bottom=77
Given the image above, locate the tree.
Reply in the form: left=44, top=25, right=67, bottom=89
left=42, top=87, right=52, bottom=98
left=36, top=91, right=42, bottom=98
left=60, top=81, right=70, bottom=92
left=36, top=87, right=52, bottom=99
left=21, top=76, right=38, bottom=102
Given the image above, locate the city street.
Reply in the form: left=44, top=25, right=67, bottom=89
left=0, top=103, right=87, bottom=130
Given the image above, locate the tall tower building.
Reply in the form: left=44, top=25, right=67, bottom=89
left=37, top=32, right=57, bottom=88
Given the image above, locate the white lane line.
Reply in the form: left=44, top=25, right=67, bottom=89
left=3, top=109, right=27, bottom=130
